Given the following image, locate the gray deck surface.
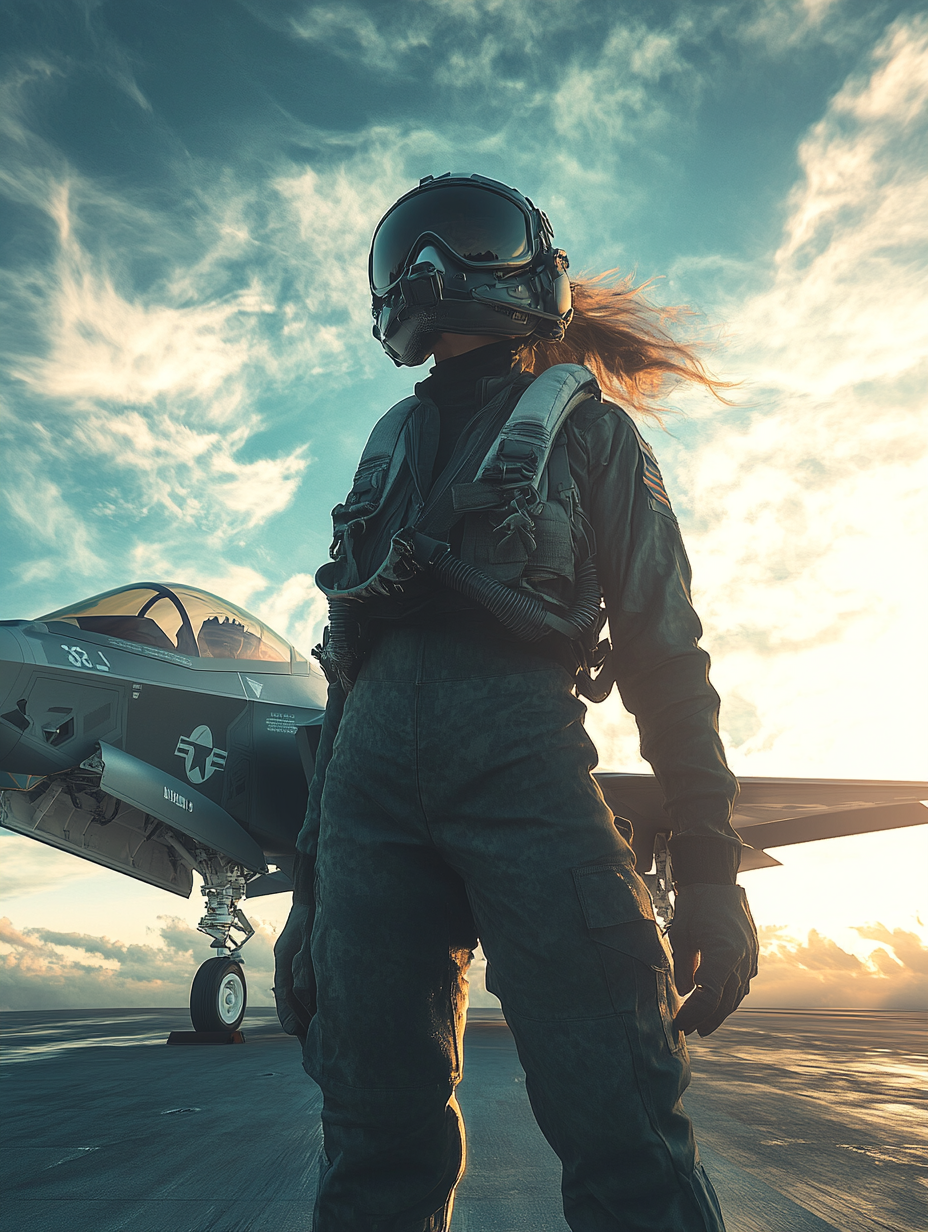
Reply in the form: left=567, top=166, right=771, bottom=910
left=1, top=1006, right=925, bottom=1231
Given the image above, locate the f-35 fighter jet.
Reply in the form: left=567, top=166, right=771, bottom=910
left=0, top=582, right=326, bottom=1033
left=1, top=581, right=926, bottom=1034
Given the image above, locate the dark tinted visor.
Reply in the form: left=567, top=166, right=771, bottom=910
left=371, top=184, right=533, bottom=293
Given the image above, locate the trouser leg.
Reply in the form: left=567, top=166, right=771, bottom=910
left=307, top=626, right=726, bottom=1230
left=411, top=643, right=726, bottom=1231
left=504, top=988, right=724, bottom=1231
left=304, top=658, right=476, bottom=1231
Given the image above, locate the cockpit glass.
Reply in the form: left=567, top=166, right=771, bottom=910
left=40, top=583, right=295, bottom=664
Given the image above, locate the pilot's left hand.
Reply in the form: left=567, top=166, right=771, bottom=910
left=668, top=884, right=758, bottom=1036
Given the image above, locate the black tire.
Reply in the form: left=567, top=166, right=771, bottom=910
left=190, top=957, right=247, bottom=1032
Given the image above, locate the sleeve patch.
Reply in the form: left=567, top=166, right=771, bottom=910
left=640, top=447, right=674, bottom=513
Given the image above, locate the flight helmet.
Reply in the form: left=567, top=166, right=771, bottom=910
left=369, top=173, right=573, bottom=366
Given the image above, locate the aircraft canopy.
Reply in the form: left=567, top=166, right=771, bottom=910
left=40, top=582, right=301, bottom=665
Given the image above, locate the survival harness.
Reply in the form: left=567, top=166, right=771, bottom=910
left=313, top=364, right=614, bottom=701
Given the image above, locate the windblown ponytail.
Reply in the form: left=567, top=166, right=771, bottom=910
left=518, top=272, right=733, bottom=424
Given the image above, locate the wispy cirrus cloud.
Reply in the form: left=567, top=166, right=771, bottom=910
left=586, top=16, right=928, bottom=781
left=735, top=16, right=928, bottom=395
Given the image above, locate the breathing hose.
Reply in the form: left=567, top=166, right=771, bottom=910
left=315, top=533, right=604, bottom=688
left=411, top=531, right=602, bottom=643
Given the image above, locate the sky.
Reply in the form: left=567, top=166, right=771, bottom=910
left=0, top=0, right=926, bottom=1013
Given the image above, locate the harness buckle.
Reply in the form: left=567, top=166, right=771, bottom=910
left=482, top=437, right=539, bottom=486
left=494, top=491, right=540, bottom=554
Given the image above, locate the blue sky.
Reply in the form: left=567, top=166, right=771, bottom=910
left=1, top=0, right=926, bottom=1009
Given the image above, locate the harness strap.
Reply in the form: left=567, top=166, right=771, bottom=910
left=332, top=396, right=420, bottom=528
left=410, top=531, right=603, bottom=643
left=475, top=363, right=598, bottom=489
left=314, top=364, right=613, bottom=694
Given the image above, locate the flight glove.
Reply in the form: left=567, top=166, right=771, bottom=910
left=272, top=901, right=315, bottom=1043
left=273, top=681, right=345, bottom=1042
left=668, top=884, right=758, bottom=1036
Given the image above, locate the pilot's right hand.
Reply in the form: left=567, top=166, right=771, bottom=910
left=273, top=902, right=316, bottom=1042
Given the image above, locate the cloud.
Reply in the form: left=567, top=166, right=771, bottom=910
left=734, top=16, right=928, bottom=395
left=285, top=3, right=430, bottom=69
left=853, top=923, right=928, bottom=975
left=252, top=572, right=329, bottom=660
left=3, top=910, right=922, bottom=1012
left=0, top=913, right=279, bottom=1010
left=0, top=833, right=104, bottom=898
left=1, top=172, right=312, bottom=533
left=586, top=17, right=928, bottom=780
left=3, top=469, right=106, bottom=582
left=749, top=924, right=928, bottom=1008
left=549, top=18, right=698, bottom=151
left=736, top=0, right=864, bottom=55
left=0, top=917, right=43, bottom=951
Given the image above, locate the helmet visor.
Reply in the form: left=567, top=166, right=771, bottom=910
left=370, top=184, right=534, bottom=294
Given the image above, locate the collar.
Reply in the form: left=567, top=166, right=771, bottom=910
left=415, top=340, right=523, bottom=409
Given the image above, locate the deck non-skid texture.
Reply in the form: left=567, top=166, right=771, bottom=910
left=0, top=1007, right=925, bottom=1231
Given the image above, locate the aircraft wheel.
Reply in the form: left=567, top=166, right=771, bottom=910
left=190, top=957, right=247, bottom=1032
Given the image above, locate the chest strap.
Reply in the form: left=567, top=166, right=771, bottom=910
left=331, top=395, right=419, bottom=530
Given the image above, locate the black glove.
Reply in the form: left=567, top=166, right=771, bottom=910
left=668, top=884, right=758, bottom=1037
left=273, top=902, right=316, bottom=1042
left=273, top=683, right=345, bottom=1042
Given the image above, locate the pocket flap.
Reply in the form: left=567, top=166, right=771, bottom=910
left=572, top=863, right=669, bottom=971
left=573, top=862, right=655, bottom=927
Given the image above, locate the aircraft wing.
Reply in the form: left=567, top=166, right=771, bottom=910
left=594, top=774, right=928, bottom=871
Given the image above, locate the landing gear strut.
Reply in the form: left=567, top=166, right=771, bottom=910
left=184, top=852, right=255, bottom=1032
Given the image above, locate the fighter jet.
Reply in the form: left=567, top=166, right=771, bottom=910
left=0, top=582, right=326, bottom=1033
left=1, top=581, right=926, bottom=1034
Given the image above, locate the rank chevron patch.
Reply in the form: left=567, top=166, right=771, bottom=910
left=640, top=446, right=674, bottom=513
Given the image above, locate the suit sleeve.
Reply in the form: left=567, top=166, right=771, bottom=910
left=569, top=403, right=742, bottom=885
left=292, top=680, right=347, bottom=904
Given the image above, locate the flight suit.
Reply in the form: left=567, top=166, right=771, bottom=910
left=280, top=347, right=740, bottom=1231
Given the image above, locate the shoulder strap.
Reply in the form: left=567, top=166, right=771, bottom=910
left=333, top=396, right=419, bottom=524
left=477, top=363, right=598, bottom=488
left=452, top=364, right=598, bottom=515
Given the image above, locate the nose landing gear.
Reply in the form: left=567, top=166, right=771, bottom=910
left=189, top=856, right=255, bottom=1033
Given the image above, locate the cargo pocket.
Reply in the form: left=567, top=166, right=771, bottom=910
left=572, top=862, right=680, bottom=1050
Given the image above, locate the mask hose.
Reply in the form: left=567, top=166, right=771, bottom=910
left=312, top=599, right=362, bottom=691
left=411, top=532, right=602, bottom=643
left=314, top=538, right=604, bottom=688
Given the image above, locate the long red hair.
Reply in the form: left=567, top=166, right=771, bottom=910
left=518, top=272, right=733, bottom=424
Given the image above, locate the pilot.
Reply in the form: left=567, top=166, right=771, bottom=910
left=275, top=173, right=758, bottom=1231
